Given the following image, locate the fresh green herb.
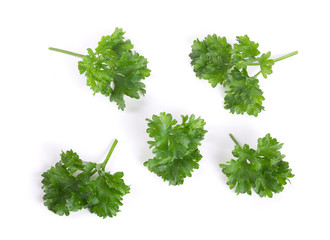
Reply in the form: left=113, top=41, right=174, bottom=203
left=189, top=34, right=298, bottom=116
left=41, top=139, right=130, bottom=218
left=144, top=112, right=207, bottom=185
left=49, top=28, right=151, bottom=110
left=220, top=133, right=294, bottom=197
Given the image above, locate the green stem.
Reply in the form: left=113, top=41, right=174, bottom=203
left=229, top=133, right=241, bottom=147
left=273, top=51, right=298, bottom=62
left=101, top=139, right=118, bottom=171
left=90, top=169, right=97, bottom=177
left=253, top=71, right=262, bottom=78
left=247, top=50, right=298, bottom=66
left=48, top=47, right=85, bottom=58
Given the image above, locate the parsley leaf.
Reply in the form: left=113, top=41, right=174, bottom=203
left=87, top=171, right=130, bottom=218
left=189, top=34, right=297, bottom=116
left=49, top=27, right=151, bottom=110
left=219, top=134, right=294, bottom=197
left=41, top=139, right=130, bottom=217
left=189, top=34, right=232, bottom=87
left=144, top=112, right=207, bottom=185
left=224, top=68, right=265, bottom=117
left=257, top=52, right=275, bottom=78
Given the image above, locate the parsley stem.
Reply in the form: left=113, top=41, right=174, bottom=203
left=101, top=139, right=118, bottom=170
left=247, top=51, right=298, bottom=66
left=48, top=47, right=85, bottom=58
left=273, top=51, right=298, bottom=62
left=229, top=133, right=241, bottom=147
left=90, top=169, right=97, bottom=176
left=254, top=71, right=262, bottom=78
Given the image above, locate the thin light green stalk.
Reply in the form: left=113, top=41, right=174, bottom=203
left=87, top=139, right=119, bottom=177
left=273, top=51, right=298, bottom=62
left=229, top=133, right=241, bottom=147
left=247, top=50, right=298, bottom=66
left=101, top=139, right=118, bottom=170
left=90, top=169, right=97, bottom=177
left=253, top=71, right=262, bottom=78
left=48, top=47, right=85, bottom=58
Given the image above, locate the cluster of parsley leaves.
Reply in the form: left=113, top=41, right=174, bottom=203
left=42, top=140, right=130, bottom=218
left=189, top=34, right=297, bottom=116
left=49, top=28, right=151, bottom=110
left=220, top=134, right=294, bottom=197
left=144, top=113, right=207, bottom=185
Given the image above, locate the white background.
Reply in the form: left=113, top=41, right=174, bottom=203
left=1, top=0, right=329, bottom=239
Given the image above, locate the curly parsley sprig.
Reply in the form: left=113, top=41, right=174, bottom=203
left=49, top=28, right=151, bottom=110
left=144, top=112, right=207, bottom=185
left=41, top=139, right=130, bottom=218
left=220, top=133, right=294, bottom=198
left=189, top=34, right=298, bottom=116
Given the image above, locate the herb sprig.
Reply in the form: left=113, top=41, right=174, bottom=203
left=189, top=34, right=297, bottom=116
left=49, top=28, right=151, bottom=110
left=41, top=139, right=130, bottom=218
left=144, top=112, right=207, bottom=185
left=220, top=134, right=294, bottom=197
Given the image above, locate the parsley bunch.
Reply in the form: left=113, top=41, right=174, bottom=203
left=144, top=112, right=207, bottom=185
left=41, top=139, right=130, bottom=218
left=220, top=134, right=294, bottom=197
left=49, top=28, right=151, bottom=110
left=189, top=34, right=297, bottom=116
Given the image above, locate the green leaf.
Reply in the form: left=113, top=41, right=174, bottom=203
left=224, top=68, right=265, bottom=117
left=252, top=133, right=294, bottom=197
left=108, top=51, right=149, bottom=110
left=41, top=162, right=85, bottom=216
left=60, top=150, right=85, bottom=174
left=220, top=145, right=256, bottom=195
left=220, top=134, right=294, bottom=198
left=95, top=28, right=134, bottom=57
left=87, top=171, right=130, bottom=218
left=145, top=112, right=207, bottom=185
left=233, top=35, right=260, bottom=59
left=257, top=52, right=274, bottom=78
left=189, top=34, right=232, bottom=87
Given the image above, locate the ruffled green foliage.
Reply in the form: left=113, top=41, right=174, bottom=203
left=144, top=112, right=207, bottom=185
left=41, top=141, right=130, bottom=218
left=190, top=34, right=297, bottom=116
left=87, top=171, right=130, bottom=218
left=220, top=134, right=294, bottom=197
left=224, top=68, right=265, bottom=116
left=190, top=34, right=232, bottom=87
left=78, top=28, right=151, bottom=110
